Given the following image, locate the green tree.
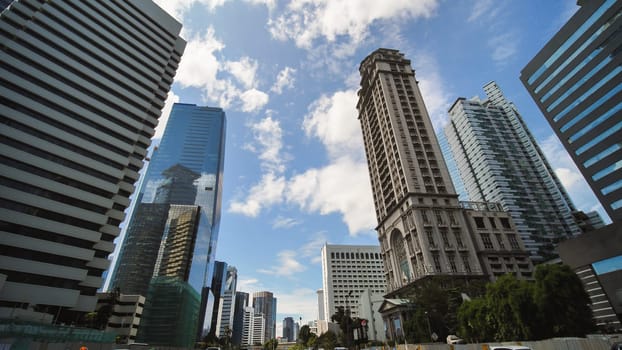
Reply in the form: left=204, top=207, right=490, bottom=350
left=457, top=297, right=494, bottom=343
left=298, top=324, right=312, bottom=346
left=316, top=330, right=338, bottom=350
left=484, top=274, right=537, bottom=341
left=533, top=264, right=595, bottom=338
left=263, top=338, right=278, bottom=350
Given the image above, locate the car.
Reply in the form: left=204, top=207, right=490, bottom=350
left=446, top=335, right=466, bottom=344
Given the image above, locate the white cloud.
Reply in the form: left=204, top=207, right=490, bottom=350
left=268, top=0, right=438, bottom=51
left=271, top=67, right=297, bottom=94
left=274, top=287, right=318, bottom=324
left=468, top=0, right=496, bottom=22
left=240, top=88, right=270, bottom=112
left=258, top=250, right=307, bottom=276
left=175, top=27, right=224, bottom=89
left=175, top=28, right=270, bottom=113
left=303, top=90, right=365, bottom=160
left=249, top=115, right=285, bottom=173
left=299, top=233, right=327, bottom=264
left=229, top=172, right=287, bottom=216
left=236, top=278, right=263, bottom=294
left=225, top=57, right=259, bottom=89
left=488, top=32, right=518, bottom=65
left=412, top=53, right=453, bottom=132
left=272, top=216, right=301, bottom=229
left=153, top=0, right=228, bottom=20
left=153, top=91, right=180, bottom=141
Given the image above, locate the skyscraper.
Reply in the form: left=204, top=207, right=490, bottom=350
left=110, top=103, right=226, bottom=345
left=320, top=244, right=386, bottom=321
left=445, top=82, right=582, bottom=261
left=252, top=291, right=277, bottom=340
left=232, top=291, right=249, bottom=346
left=356, top=49, right=533, bottom=300
left=0, top=0, right=184, bottom=326
left=283, top=316, right=295, bottom=342
left=520, top=0, right=622, bottom=223
left=216, top=266, right=237, bottom=338
left=210, top=261, right=229, bottom=336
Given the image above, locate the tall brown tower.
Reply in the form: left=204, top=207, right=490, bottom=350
left=357, top=49, right=533, bottom=298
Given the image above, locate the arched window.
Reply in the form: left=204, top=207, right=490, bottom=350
left=391, top=229, right=411, bottom=282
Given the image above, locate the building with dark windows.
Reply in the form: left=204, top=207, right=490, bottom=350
left=110, top=103, right=226, bottom=346
left=252, top=291, right=277, bottom=340
left=0, top=0, right=185, bottom=335
left=520, top=0, right=622, bottom=223
left=283, top=317, right=295, bottom=342
left=445, top=82, right=582, bottom=261
left=232, top=291, right=249, bottom=346
left=209, top=261, right=228, bottom=337
left=558, top=224, right=622, bottom=332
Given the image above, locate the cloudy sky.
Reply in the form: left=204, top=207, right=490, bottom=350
left=138, top=0, right=608, bottom=336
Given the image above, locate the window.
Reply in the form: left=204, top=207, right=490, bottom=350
left=495, top=234, right=505, bottom=250
left=441, top=229, right=450, bottom=248
left=489, top=217, right=497, bottom=229
left=508, top=234, right=520, bottom=249
left=448, top=211, right=458, bottom=225
left=432, top=253, right=441, bottom=272
left=448, top=254, right=457, bottom=272
left=500, top=217, right=511, bottom=229
left=422, top=210, right=430, bottom=224
left=474, top=217, right=485, bottom=229
left=454, top=230, right=465, bottom=248
left=435, top=210, right=445, bottom=225
left=481, top=233, right=494, bottom=249
left=426, top=230, right=436, bottom=247
left=461, top=254, right=472, bottom=273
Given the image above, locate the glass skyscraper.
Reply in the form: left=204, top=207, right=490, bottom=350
left=0, top=0, right=184, bottom=327
left=445, top=82, right=582, bottom=261
left=520, top=0, right=621, bottom=223
left=252, top=291, right=277, bottom=340
left=110, top=103, right=226, bottom=345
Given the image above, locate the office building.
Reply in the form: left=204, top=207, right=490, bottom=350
left=558, top=224, right=622, bottom=331
left=0, top=0, right=185, bottom=327
left=445, top=82, right=582, bottom=261
left=232, top=291, right=249, bottom=346
left=356, top=49, right=534, bottom=305
left=520, top=0, right=622, bottom=223
left=320, top=244, right=386, bottom=322
left=317, top=289, right=325, bottom=321
left=110, top=103, right=226, bottom=344
left=216, top=266, right=237, bottom=337
left=95, top=291, right=145, bottom=344
left=283, top=317, right=294, bottom=342
left=242, top=306, right=266, bottom=346
left=209, top=261, right=228, bottom=336
left=252, top=291, right=277, bottom=340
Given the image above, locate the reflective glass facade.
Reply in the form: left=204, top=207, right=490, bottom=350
left=521, top=0, right=622, bottom=223
left=111, top=103, right=226, bottom=341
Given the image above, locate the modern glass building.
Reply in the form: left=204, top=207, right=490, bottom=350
left=209, top=261, right=228, bottom=337
left=520, top=0, right=622, bottom=223
left=110, top=103, right=226, bottom=343
left=0, top=0, right=184, bottom=325
left=216, top=265, right=237, bottom=338
left=445, top=82, right=582, bottom=261
left=252, top=291, right=277, bottom=340
left=232, top=291, right=249, bottom=346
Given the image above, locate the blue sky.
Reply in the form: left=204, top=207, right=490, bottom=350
left=117, top=0, right=609, bottom=336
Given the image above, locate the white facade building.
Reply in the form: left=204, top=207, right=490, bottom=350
left=0, top=0, right=185, bottom=323
left=320, top=244, right=386, bottom=322
left=242, top=306, right=266, bottom=346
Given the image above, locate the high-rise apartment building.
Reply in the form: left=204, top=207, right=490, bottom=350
left=520, top=0, right=622, bottom=223
left=320, top=244, right=386, bottom=321
left=216, top=266, right=237, bottom=337
left=110, top=103, right=226, bottom=345
left=232, top=291, right=249, bottom=346
left=252, top=291, right=277, bottom=340
left=317, top=289, right=325, bottom=321
left=445, top=82, right=582, bottom=261
left=242, top=306, right=266, bottom=346
left=0, top=0, right=184, bottom=326
left=356, top=49, right=533, bottom=301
